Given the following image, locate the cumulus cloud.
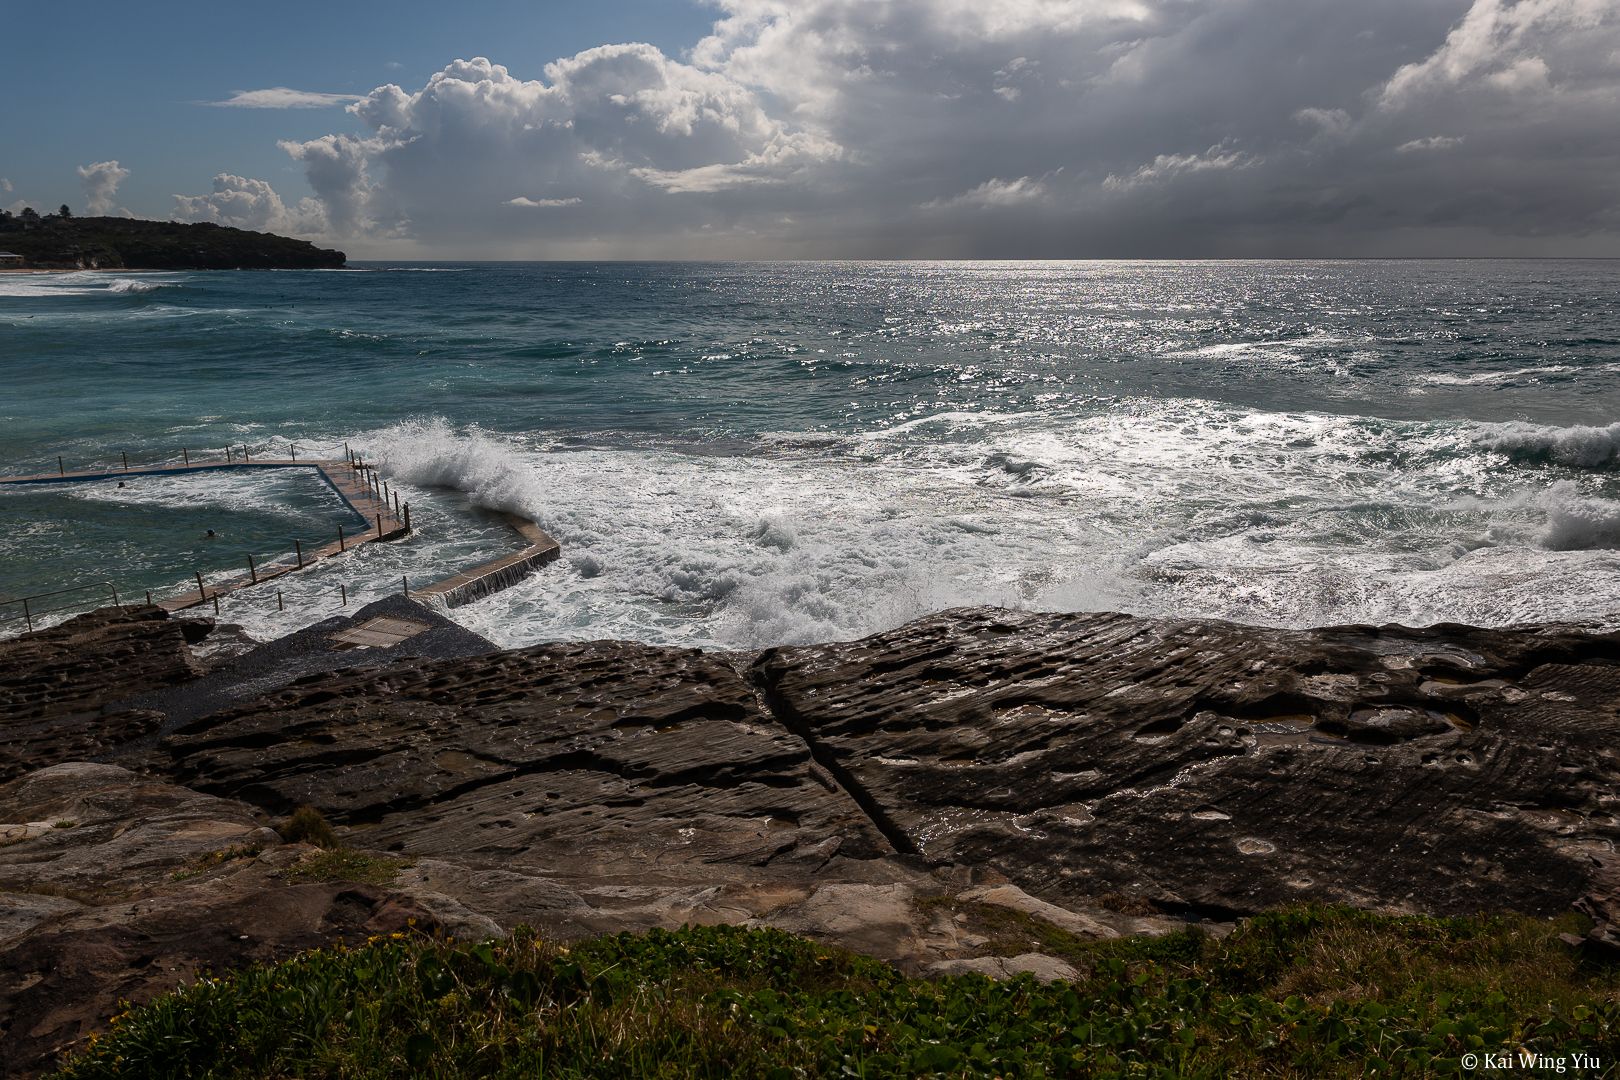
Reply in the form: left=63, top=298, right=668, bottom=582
left=0, top=178, right=11, bottom=195
left=1377, top=0, right=1608, bottom=108
left=77, top=160, right=129, bottom=215
left=171, top=173, right=326, bottom=235
left=189, top=0, right=1620, bottom=256
left=1103, top=145, right=1255, bottom=190
left=924, top=176, right=1048, bottom=210
left=507, top=196, right=583, bottom=208
left=1397, top=135, right=1466, bottom=153
left=205, top=88, right=365, bottom=109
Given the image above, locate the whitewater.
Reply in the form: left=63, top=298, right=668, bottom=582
left=1, top=260, right=1617, bottom=645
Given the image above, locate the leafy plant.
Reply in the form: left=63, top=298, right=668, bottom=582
left=51, top=908, right=1619, bottom=1079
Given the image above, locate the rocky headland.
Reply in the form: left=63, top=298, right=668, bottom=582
left=1, top=601, right=1616, bottom=1074
left=0, top=216, right=345, bottom=270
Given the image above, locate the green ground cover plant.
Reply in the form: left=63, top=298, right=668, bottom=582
left=54, top=906, right=1618, bottom=1078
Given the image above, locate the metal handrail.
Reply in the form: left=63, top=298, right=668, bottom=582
left=0, top=579, right=122, bottom=631
left=1, top=439, right=361, bottom=479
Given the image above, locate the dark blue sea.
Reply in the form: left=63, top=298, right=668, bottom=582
left=2, top=260, right=1617, bottom=645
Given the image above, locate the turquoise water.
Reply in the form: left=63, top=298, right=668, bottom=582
left=2, top=261, right=1617, bottom=644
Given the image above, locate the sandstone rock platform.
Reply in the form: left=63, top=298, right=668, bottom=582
left=2, top=602, right=1616, bottom=1075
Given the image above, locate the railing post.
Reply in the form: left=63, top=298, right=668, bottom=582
left=295, top=540, right=304, bottom=569
left=338, top=524, right=346, bottom=552
left=109, top=583, right=120, bottom=607
left=376, top=513, right=383, bottom=538
left=243, top=444, right=250, bottom=463
left=248, top=554, right=258, bottom=584
left=277, top=589, right=284, bottom=611
left=402, top=575, right=409, bottom=597
left=57, top=456, right=64, bottom=476
left=145, top=590, right=152, bottom=606
left=21, top=598, right=32, bottom=633
left=393, top=491, right=401, bottom=516
left=195, top=571, right=206, bottom=604
left=344, top=442, right=351, bottom=465
left=212, top=593, right=220, bottom=616
left=341, top=583, right=347, bottom=606
left=226, top=446, right=232, bottom=463
left=404, top=503, right=411, bottom=533
left=121, top=451, right=128, bottom=471
left=290, top=443, right=297, bottom=462
left=182, top=447, right=189, bottom=466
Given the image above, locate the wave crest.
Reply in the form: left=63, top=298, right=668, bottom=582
left=1536, top=482, right=1620, bottom=551
left=107, top=278, right=164, bottom=294
left=1476, top=420, right=1620, bottom=470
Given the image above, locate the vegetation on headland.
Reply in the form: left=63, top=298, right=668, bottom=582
left=53, top=905, right=1617, bottom=1078
left=0, top=206, right=344, bottom=270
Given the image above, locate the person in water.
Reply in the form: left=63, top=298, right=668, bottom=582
left=203, top=529, right=216, bottom=539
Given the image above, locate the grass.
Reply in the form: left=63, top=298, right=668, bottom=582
left=277, top=806, right=340, bottom=849
left=273, top=848, right=407, bottom=887
left=50, top=905, right=1617, bottom=1078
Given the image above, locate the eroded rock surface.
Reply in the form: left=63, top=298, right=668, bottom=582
left=4, top=603, right=1618, bottom=1075
left=0, top=763, right=276, bottom=907
left=0, top=607, right=206, bottom=781
left=755, top=608, right=1620, bottom=917
left=164, top=638, right=889, bottom=881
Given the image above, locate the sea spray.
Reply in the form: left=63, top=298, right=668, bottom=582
left=1475, top=420, right=1620, bottom=470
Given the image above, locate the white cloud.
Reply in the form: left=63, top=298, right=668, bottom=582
left=1396, top=135, right=1466, bottom=153
left=1487, top=54, right=1552, bottom=93
left=171, top=173, right=326, bottom=235
left=1103, top=145, right=1254, bottom=190
left=1295, top=107, right=1353, bottom=139
left=76, top=160, right=129, bottom=215
left=507, top=196, right=583, bottom=208
left=1378, top=0, right=1612, bottom=108
left=924, top=176, right=1048, bottom=210
left=205, top=88, right=364, bottom=109
left=187, top=0, right=1620, bottom=257
left=0, top=178, right=11, bottom=195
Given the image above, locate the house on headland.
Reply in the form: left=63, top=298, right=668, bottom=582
left=0, top=252, right=24, bottom=267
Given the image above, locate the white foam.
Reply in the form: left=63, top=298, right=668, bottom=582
left=1475, top=420, right=1620, bottom=469
left=1534, top=482, right=1620, bottom=551
left=106, top=278, right=165, bottom=294
left=347, top=408, right=1620, bottom=650
left=1419, top=364, right=1577, bottom=387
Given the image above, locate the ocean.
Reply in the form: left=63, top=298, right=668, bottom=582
left=2, top=260, right=1617, bottom=647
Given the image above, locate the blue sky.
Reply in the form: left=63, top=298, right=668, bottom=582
left=1, top=1, right=713, bottom=216
left=4, top=1, right=1617, bottom=258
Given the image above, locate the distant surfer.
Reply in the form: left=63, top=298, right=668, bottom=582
left=204, top=529, right=217, bottom=539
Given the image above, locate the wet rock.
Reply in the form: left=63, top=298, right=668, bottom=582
left=755, top=608, right=1620, bottom=918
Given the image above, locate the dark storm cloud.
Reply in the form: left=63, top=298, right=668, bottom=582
left=174, top=0, right=1620, bottom=256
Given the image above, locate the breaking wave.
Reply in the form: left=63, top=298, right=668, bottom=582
left=107, top=278, right=166, bottom=294
left=1535, top=482, right=1620, bottom=551
left=1475, top=420, right=1620, bottom=470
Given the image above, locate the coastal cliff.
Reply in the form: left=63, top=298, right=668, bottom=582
left=1, top=603, right=1616, bottom=1074
left=0, top=216, right=345, bottom=270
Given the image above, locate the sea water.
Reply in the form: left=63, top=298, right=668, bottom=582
left=1, top=260, right=1616, bottom=646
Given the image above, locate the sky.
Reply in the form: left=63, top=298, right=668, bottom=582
left=2, top=0, right=1617, bottom=259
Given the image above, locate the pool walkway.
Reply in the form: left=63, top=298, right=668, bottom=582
left=0, top=454, right=559, bottom=620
